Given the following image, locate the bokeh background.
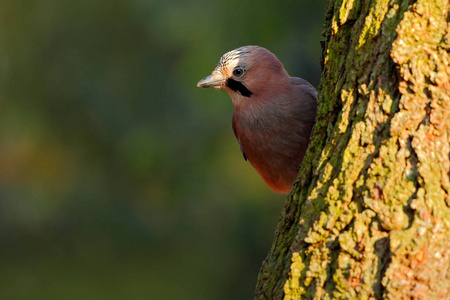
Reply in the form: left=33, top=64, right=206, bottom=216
left=0, top=0, right=326, bottom=299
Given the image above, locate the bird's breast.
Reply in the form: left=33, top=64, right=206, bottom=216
left=233, top=104, right=300, bottom=167
left=232, top=96, right=312, bottom=193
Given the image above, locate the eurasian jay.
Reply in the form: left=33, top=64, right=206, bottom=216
left=197, top=46, right=317, bottom=193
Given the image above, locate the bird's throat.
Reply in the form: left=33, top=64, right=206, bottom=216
left=226, top=78, right=253, bottom=97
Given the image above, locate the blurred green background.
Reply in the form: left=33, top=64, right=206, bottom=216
left=0, top=0, right=326, bottom=299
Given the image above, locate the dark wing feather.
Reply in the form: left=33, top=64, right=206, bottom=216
left=238, top=138, right=248, bottom=161
left=232, top=113, right=248, bottom=162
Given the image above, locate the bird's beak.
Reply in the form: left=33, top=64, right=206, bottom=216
left=197, top=71, right=226, bottom=88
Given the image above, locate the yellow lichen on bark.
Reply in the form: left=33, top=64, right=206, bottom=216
left=256, top=0, right=450, bottom=299
left=386, top=0, right=450, bottom=297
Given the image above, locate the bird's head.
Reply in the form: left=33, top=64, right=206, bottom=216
left=197, top=46, right=290, bottom=107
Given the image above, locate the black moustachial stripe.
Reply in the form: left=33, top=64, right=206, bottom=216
left=226, top=78, right=253, bottom=97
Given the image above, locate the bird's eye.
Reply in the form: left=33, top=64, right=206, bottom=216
left=233, top=68, right=244, bottom=77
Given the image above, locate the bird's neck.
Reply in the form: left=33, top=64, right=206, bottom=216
left=233, top=96, right=285, bottom=135
left=229, top=86, right=289, bottom=110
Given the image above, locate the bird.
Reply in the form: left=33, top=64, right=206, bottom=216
left=197, top=46, right=317, bottom=194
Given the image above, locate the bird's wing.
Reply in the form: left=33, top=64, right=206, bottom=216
left=290, top=76, right=312, bottom=86
left=291, top=76, right=318, bottom=97
left=238, top=138, right=248, bottom=161
left=232, top=114, right=248, bottom=161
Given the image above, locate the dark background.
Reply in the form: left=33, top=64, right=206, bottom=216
left=0, top=0, right=327, bottom=299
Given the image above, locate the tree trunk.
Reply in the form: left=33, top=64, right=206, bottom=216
left=255, top=0, right=449, bottom=298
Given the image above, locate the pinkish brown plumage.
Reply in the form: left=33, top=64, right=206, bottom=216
left=197, top=46, right=317, bottom=193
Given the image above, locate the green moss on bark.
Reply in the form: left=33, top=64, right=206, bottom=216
left=255, top=0, right=449, bottom=299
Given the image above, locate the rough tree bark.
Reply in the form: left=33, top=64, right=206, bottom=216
left=255, top=0, right=449, bottom=299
